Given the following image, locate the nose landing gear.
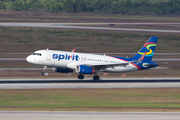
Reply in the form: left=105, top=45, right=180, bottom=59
left=42, top=66, right=48, bottom=76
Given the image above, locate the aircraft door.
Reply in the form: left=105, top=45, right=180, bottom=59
left=46, top=51, right=51, bottom=60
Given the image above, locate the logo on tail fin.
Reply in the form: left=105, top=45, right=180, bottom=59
left=138, top=42, right=156, bottom=57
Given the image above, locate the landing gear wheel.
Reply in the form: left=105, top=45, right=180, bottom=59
left=93, top=75, right=100, bottom=81
left=78, top=74, right=84, bottom=79
left=42, top=72, right=48, bottom=76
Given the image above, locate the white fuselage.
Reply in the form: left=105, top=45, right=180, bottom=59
left=26, top=49, right=139, bottom=73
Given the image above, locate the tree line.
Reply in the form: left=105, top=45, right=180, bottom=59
left=0, top=0, right=180, bottom=15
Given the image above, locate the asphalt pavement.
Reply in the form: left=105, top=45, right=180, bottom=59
left=0, top=78, right=180, bottom=89
left=1, top=22, right=180, bottom=33
left=0, top=111, right=180, bottom=120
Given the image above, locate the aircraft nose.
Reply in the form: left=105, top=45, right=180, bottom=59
left=26, top=55, right=33, bottom=63
left=26, top=56, right=30, bottom=63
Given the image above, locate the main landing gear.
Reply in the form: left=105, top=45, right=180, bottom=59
left=78, top=74, right=84, bottom=79
left=93, top=75, right=100, bottom=81
left=78, top=74, right=100, bottom=81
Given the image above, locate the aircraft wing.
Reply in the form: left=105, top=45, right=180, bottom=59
left=81, top=62, right=129, bottom=69
left=78, top=53, right=150, bottom=70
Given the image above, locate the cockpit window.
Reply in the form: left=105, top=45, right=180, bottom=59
left=32, top=53, right=42, bottom=56
left=37, top=53, right=42, bottom=56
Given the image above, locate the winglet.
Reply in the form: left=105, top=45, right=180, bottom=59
left=72, top=48, right=75, bottom=52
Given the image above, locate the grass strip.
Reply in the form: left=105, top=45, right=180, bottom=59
left=0, top=27, right=180, bottom=53
left=0, top=88, right=180, bottom=111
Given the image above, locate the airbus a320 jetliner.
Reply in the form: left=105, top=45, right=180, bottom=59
left=26, top=37, right=159, bottom=80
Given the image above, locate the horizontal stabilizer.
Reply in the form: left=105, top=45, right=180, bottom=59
left=142, top=62, right=159, bottom=67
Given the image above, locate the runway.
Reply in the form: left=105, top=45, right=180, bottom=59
left=0, top=78, right=180, bottom=89
left=0, top=111, right=180, bottom=120
left=1, top=22, right=180, bottom=33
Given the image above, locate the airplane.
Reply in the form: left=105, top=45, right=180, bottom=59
left=26, top=36, right=159, bottom=80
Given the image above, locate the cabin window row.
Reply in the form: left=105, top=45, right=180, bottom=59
left=87, top=58, right=118, bottom=63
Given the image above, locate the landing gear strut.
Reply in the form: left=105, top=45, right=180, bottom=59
left=42, top=66, right=48, bottom=76
left=78, top=74, right=84, bottom=79
left=93, top=75, right=100, bottom=81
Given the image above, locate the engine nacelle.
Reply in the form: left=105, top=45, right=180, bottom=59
left=54, top=68, right=73, bottom=73
left=76, top=65, right=95, bottom=74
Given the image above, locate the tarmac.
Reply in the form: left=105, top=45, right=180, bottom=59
left=0, top=78, right=180, bottom=89
left=1, top=22, right=180, bottom=33
left=0, top=111, right=180, bottom=120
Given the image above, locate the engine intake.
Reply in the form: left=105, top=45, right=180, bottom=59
left=76, top=65, right=95, bottom=74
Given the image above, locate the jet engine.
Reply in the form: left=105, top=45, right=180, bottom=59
left=76, top=65, right=95, bottom=74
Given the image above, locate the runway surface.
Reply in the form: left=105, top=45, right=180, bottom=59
left=0, top=78, right=180, bottom=89
left=1, top=22, right=180, bottom=33
left=0, top=111, right=180, bottom=120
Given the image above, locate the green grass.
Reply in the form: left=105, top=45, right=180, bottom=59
left=0, top=88, right=180, bottom=111
left=1, top=10, right=180, bottom=22
left=0, top=27, right=180, bottom=53
left=25, top=13, right=180, bottom=21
